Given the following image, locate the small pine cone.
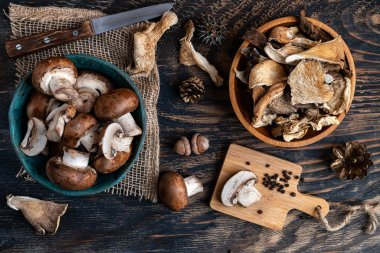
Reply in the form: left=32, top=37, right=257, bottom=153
left=179, top=77, right=205, bottom=103
left=331, top=141, right=373, bottom=180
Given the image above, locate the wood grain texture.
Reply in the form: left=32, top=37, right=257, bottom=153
left=210, top=144, right=329, bottom=230
left=0, top=0, right=379, bottom=252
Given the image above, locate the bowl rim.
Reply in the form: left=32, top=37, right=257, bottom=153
left=8, top=54, right=147, bottom=196
left=229, top=16, right=356, bottom=148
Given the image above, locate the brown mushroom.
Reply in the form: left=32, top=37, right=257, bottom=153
left=20, top=117, right=47, bottom=156
left=94, top=88, right=142, bottom=136
left=191, top=133, right=209, bottom=155
left=98, top=123, right=133, bottom=160
left=158, top=171, right=203, bottom=212
left=46, top=147, right=97, bottom=190
left=92, top=150, right=131, bottom=174
left=264, top=43, right=304, bottom=64
left=269, top=26, right=299, bottom=44
left=254, top=82, right=286, bottom=122
left=46, top=104, right=76, bottom=142
left=32, top=57, right=78, bottom=101
left=62, top=113, right=98, bottom=151
left=248, top=59, right=287, bottom=89
left=26, top=91, right=60, bottom=120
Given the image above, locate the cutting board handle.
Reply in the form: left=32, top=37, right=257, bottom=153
left=290, top=192, right=329, bottom=218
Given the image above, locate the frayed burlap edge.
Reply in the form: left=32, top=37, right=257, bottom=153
left=9, top=3, right=160, bottom=202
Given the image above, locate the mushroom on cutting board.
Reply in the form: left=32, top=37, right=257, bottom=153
left=221, top=170, right=262, bottom=207
left=158, top=171, right=203, bottom=212
left=20, top=117, right=47, bottom=156
left=46, top=147, right=97, bottom=190
left=32, top=57, right=78, bottom=101
left=94, top=88, right=142, bottom=136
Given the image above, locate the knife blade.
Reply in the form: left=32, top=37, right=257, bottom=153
left=5, top=3, right=174, bottom=58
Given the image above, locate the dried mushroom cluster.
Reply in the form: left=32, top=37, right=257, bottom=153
left=20, top=56, right=142, bottom=190
left=235, top=11, right=352, bottom=142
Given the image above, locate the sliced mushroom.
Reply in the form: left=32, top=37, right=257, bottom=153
left=221, top=170, right=261, bottom=207
left=179, top=20, right=223, bottom=86
left=264, top=43, right=304, bottom=64
left=323, top=77, right=351, bottom=115
left=98, top=123, right=133, bottom=160
left=94, top=88, right=142, bottom=136
left=288, top=60, right=334, bottom=105
left=26, top=91, right=59, bottom=120
left=32, top=57, right=78, bottom=101
left=269, top=26, right=299, bottom=44
left=92, top=150, right=131, bottom=174
left=242, top=28, right=268, bottom=51
left=20, top=117, right=47, bottom=156
left=158, top=171, right=203, bottom=212
left=46, top=104, right=76, bottom=142
left=71, top=71, right=112, bottom=112
left=6, top=194, right=68, bottom=235
left=248, top=59, right=287, bottom=89
left=46, top=147, right=97, bottom=190
left=309, top=115, right=340, bottom=131
left=285, top=36, right=345, bottom=68
left=268, top=93, right=297, bottom=115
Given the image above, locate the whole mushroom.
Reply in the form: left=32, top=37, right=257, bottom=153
left=158, top=171, right=203, bottom=212
left=32, top=57, right=78, bottom=102
left=46, top=147, right=97, bottom=190
left=93, top=151, right=131, bottom=174
left=94, top=88, right=142, bottom=136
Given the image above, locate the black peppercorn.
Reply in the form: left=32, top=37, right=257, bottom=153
left=265, top=164, right=270, bottom=168
left=294, top=175, right=300, bottom=179
left=288, top=171, right=293, bottom=175
left=290, top=192, right=296, bottom=197
left=280, top=190, right=285, bottom=193
left=258, top=210, right=263, bottom=214
left=264, top=173, right=269, bottom=177
left=284, top=183, right=289, bottom=187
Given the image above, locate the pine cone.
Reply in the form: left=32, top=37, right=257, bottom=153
left=179, top=77, right=205, bottom=103
left=198, top=16, right=225, bottom=46
left=331, top=141, right=373, bottom=180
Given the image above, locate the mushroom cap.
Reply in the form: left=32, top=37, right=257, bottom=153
left=46, top=156, right=97, bottom=190
left=32, top=57, right=78, bottom=94
left=92, top=150, right=131, bottom=174
left=248, top=59, right=287, bottom=89
left=158, top=171, right=188, bottom=211
left=62, top=113, right=98, bottom=148
left=74, top=71, right=112, bottom=96
left=26, top=91, right=51, bottom=120
left=94, top=89, right=139, bottom=121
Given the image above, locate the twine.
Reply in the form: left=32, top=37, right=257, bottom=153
left=316, top=202, right=380, bottom=234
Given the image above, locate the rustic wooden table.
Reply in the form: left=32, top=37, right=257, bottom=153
left=0, top=0, right=379, bottom=252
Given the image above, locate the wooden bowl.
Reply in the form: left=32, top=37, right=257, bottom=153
left=229, top=17, right=356, bottom=147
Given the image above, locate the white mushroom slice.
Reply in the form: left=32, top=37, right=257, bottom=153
left=80, top=126, right=99, bottom=152
left=20, top=118, right=47, bottom=156
left=235, top=179, right=262, bottom=207
left=180, top=20, right=223, bottom=87
left=221, top=170, right=257, bottom=207
left=115, top=113, right=142, bottom=137
left=101, top=123, right=133, bottom=160
left=264, top=43, right=304, bottom=64
left=184, top=175, right=204, bottom=197
left=46, top=104, right=76, bottom=142
left=248, top=59, right=287, bottom=89
left=62, top=147, right=89, bottom=169
left=285, top=36, right=345, bottom=68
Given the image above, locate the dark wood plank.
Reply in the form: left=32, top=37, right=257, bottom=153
left=0, top=0, right=379, bottom=252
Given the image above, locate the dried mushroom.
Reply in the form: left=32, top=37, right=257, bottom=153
left=323, top=77, right=351, bottom=115
left=180, top=21, right=223, bottom=86
left=128, top=12, right=178, bottom=77
left=299, top=10, right=331, bottom=41
left=248, top=59, right=287, bottom=89
left=7, top=195, right=68, bottom=235
left=264, top=43, right=304, bottom=64
left=269, top=26, right=299, bottom=44
left=288, top=60, right=334, bottom=105
left=269, top=93, right=297, bottom=115
left=242, top=28, right=268, bottom=51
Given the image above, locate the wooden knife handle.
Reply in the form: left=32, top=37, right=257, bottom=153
left=5, top=21, right=94, bottom=58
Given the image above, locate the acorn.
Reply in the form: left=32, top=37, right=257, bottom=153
left=191, top=133, right=209, bottom=155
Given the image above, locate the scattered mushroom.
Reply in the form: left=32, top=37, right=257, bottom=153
left=191, top=133, right=209, bottom=155
left=20, top=117, right=47, bottom=156
left=6, top=194, right=68, bottom=235
left=128, top=11, right=178, bottom=77
left=174, top=136, right=191, bottom=156
left=32, top=57, right=78, bottom=101
left=46, top=147, right=97, bottom=190
left=180, top=20, right=223, bottom=87
left=221, top=170, right=261, bottom=207
left=158, top=171, right=203, bottom=211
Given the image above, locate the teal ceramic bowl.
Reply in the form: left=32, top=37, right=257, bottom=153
left=9, top=54, right=147, bottom=196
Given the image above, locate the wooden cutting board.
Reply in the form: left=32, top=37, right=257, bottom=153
left=210, top=144, right=329, bottom=230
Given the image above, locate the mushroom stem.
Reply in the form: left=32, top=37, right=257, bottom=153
left=49, top=77, right=78, bottom=102
left=115, top=113, right=142, bottom=136
left=80, top=126, right=99, bottom=152
left=46, top=104, right=76, bottom=142
left=111, top=135, right=133, bottom=153
left=184, top=175, right=203, bottom=197
left=62, top=147, right=89, bottom=169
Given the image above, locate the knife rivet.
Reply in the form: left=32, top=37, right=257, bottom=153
left=44, top=37, right=50, bottom=44
left=72, top=30, right=79, bottom=37
left=15, top=44, right=22, bottom=50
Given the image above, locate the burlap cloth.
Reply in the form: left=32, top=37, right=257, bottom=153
left=9, top=3, right=160, bottom=202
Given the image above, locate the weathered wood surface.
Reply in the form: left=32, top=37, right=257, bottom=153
left=0, top=0, right=379, bottom=252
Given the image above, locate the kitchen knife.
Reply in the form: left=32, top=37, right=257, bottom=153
left=5, top=3, right=174, bottom=58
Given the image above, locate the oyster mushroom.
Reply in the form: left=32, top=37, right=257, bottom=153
left=98, top=123, right=133, bottom=160
left=288, top=60, right=334, bottom=105
left=128, top=11, right=178, bottom=77
left=6, top=194, right=68, bottom=235
left=264, top=43, right=304, bottom=64
left=299, top=9, right=331, bottom=41
left=269, top=26, right=299, bottom=44
left=179, top=20, right=223, bottom=87
left=20, top=117, right=47, bottom=156
left=158, top=171, right=203, bottom=212
left=71, top=71, right=112, bottom=113
left=62, top=113, right=98, bottom=152
left=45, top=104, right=76, bottom=142
left=221, top=170, right=261, bottom=207
left=309, top=115, right=340, bottom=131
left=323, top=77, right=351, bottom=115
left=26, top=91, right=60, bottom=120
left=92, top=150, right=131, bottom=174
left=248, top=59, right=287, bottom=89
left=94, top=88, right=142, bottom=136
left=32, top=57, right=78, bottom=101
left=46, top=147, right=97, bottom=190
left=285, top=36, right=345, bottom=68
left=268, top=92, right=297, bottom=115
